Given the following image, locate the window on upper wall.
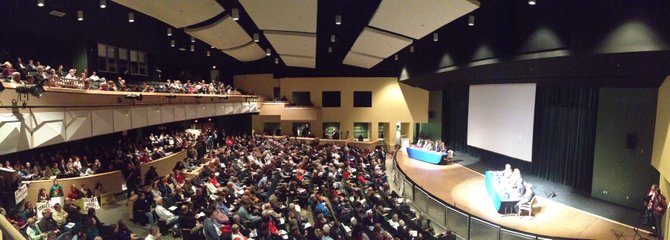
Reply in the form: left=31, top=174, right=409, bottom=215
left=322, top=91, right=341, bottom=107
left=354, top=91, right=372, bottom=107
left=354, top=122, right=370, bottom=140
left=292, top=92, right=312, bottom=106
left=98, top=43, right=148, bottom=76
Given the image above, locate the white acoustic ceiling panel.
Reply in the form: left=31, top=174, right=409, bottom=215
left=113, top=0, right=224, bottom=28
left=186, top=15, right=252, bottom=51
left=239, top=0, right=318, bottom=33
left=264, top=31, right=317, bottom=58
left=351, top=27, right=413, bottom=59
left=223, top=42, right=267, bottom=62
left=369, top=0, right=479, bottom=40
left=281, top=55, right=316, bottom=69
left=343, top=52, right=384, bottom=69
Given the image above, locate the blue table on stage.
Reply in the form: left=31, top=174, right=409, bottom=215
left=406, top=147, right=447, bottom=164
left=485, top=171, right=520, bottom=214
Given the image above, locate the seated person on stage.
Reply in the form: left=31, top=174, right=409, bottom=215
left=497, top=164, right=513, bottom=179
left=511, top=168, right=525, bottom=196
left=515, top=182, right=535, bottom=213
left=422, top=140, right=433, bottom=151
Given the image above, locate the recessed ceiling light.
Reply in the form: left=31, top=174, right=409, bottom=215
left=335, top=15, right=342, bottom=25
left=77, top=10, right=84, bottom=21
left=100, top=0, right=107, bottom=8
left=433, top=33, right=438, bottom=42
left=128, top=12, right=135, bottom=22
left=528, top=0, right=536, bottom=5
left=468, top=15, right=475, bottom=26
left=232, top=8, right=239, bottom=21
left=167, top=28, right=172, bottom=36
left=37, top=0, right=45, bottom=7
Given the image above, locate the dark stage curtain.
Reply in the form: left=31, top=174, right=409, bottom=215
left=531, top=86, right=598, bottom=192
left=442, top=87, right=473, bottom=155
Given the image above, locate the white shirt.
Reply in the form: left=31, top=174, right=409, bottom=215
left=89, top=75, right=100, bottom=81
left=155, top=205, right=177, bottom=221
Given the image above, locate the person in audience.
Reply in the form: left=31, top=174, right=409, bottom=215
left=52, top=203, right=69, bottom=228
left=112, top=220, right=139, bottom=240
left=34, top=65, right=49, bottom=85
left=154, top=198, right=180, bottom=230
left=63, top=198, right=81, bottom=223
left=68, top=184, right=83, bottom=200
left=145, top=226, right=161, bottom=240
left=37, top=209, right=60, bottom=235
left=37, top=188, right=49, bottom=202
left=26, top=217, right=47, bottom=240
left=2, top=62, right=14, bottom=78
left=65, top=69, right=77, bottom=79
left=49, top=179, right=64, bottom=198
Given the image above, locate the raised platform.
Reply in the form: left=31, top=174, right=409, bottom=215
left=394, top=152, right=648, bottom=239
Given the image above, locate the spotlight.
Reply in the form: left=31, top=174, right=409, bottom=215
left=170, top=40, right=175, bottom=47
left=266, top=48, right=271, bottom=56
left=191, top=45, right=195, bottom=52
left=328, top=47, right=332, bottom=53
left=274, top=57, right=279, bottom=64
left=232, top=8, right=239, bottom=21
left=253, top=33, right=260, bottom=42
left=528, top=0, right=536, bottom=5
left=77, top=10, right=84, bottom=21
left=167, top=28, right=172, bottom=36
left=394, top=54, right=398, bottom=61
left=330, top=35, right=336, bottom=43
left=207, top=51, right=211, bottom=57
left=335, top=15, right=342, bottom=25
left=128, top=12, right=135, bottom=23
left=37, top=0, right=45, bottom=7
left=100, top=0, right=107, bottom=8
left=191, top=37, right=195, bottom=43
left=410, top=46, right=415, bottom=53
left=433, top=33, right=438, bottom=42
left=468, top=15, right=475, bottom=26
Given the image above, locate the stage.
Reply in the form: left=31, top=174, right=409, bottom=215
left=393, top=152, right=650, bottom=239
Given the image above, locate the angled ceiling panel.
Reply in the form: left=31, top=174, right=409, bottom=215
left=239, top=0, right=318, bottom=33
left=343, top=52, right=384, bottom=69
left=113, top=0, right=224, bottom=28
left=281, top=55, right=316, bottom=69
left=351, top=27, right=413, bottom=59
left=223, top=42, right=267, bottom=62
left=186, top=15, right=252, bottom=50
left=264, top=31, right=317, bottom=58
left=369, top=0, right=479, bottom=39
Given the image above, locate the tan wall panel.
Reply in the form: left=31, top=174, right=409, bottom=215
left=30, top=110, right=66, bottom=148
left=233, top=74, right=278, bottom=100
left=131, top=107, right=149, bottom=129
left=652, top=76, right=670, bottom=182
left=206, top=103, right=217, bottom=117
left=161, top=105, right=175, bottom=123
left=140, top=150, right=187, bottom=179
left=147, top=106, right=162, bottom=126
left=0, top=111, right=32, bottom=155
left=185, top=104, right=197, bottom=119
left=65, top=109, right=93, bottom=141
left=113, top=108, right=132, bottom=131
left=174, top=105, right=186, bottom=121
left=91, top=109, right=114, bottom=136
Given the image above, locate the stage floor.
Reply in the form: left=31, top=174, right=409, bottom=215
left=395, top=153, right=650, bottom=239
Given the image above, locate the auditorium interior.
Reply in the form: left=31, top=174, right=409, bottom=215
left=1, top=0, right=670, bottom=240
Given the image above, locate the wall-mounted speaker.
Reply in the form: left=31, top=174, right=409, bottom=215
left=626, top=133, right=637, bottom=149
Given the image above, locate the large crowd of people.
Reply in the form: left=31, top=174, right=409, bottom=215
left=1, top=127, right=461, bottom=240
left=0, top=57, right=249, bottom=95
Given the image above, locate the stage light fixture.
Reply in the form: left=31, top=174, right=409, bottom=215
left=99, top=0, right=107, bottom=8
left=331, top=35, right=336, bottom=43
left=410, top=46, right=415, bottom=53
left=191, top=37, right=195, bottom=43
left=206, top=51, right=211, bottom=57
left=266, top=48, right=271, bottom=56
left=394, top=55, right=398, bottom=61
left=128, top=12, right=135, bottom=23
left=328, top=47, right=332, bottom=53
left=253, top=33, right=259, bottom=42
left=433, top=33, right=438, bottom=42
left=335, top=15, right=342, bottom=25
left=37, top=0, right=45, bottom=7
left=232, top=8, right=239, bottom=21
left=274, top=57, right=279, bottom=64
left=190, top=45, right=195, bottom=52
left=167, top=28, right=172, bottom=36
left=77, top=10, right=84, bottom=21
left=170, top=40, right=175, bottom=47
left=528, top=0, right=536, bottom=5
left=468, top=15, right=475, bottom=26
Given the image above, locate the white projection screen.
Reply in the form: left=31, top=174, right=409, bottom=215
left=467, top=83, right=537, bottom=162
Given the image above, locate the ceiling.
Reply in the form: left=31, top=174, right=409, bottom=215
left=111, top=0, right=479, bottom=69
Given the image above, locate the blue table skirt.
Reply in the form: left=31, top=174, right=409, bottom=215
left=406, top=147, right=446, bottom=164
